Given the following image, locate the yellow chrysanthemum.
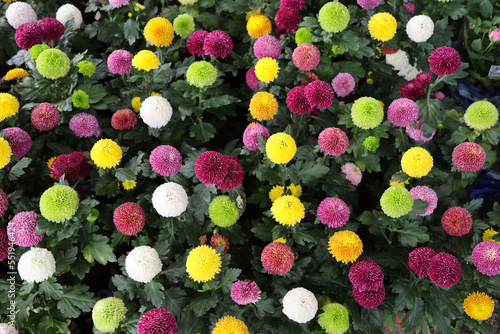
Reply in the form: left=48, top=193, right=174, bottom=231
left=0, top=138, right=12, bottom=169
left=401, top=147, right=433, bottom=178
left=482, top=228, right=499, bottom=243
left=463, top=292, right=495, bottom=321
left=245, top=9, right=261, bottom=21
left=328, top=230, right=363, bottom=264
left=186, top=245, right=222, bottom=283
left=5, top=68, right=29, bottom=81
left=254, top=57, right=279, bottom=83
left=246, top=14, right=272, bottom=39
left=273, top=237, right=287, bottom=243
left=389, top=172, right=410, bottom=187
left=287, top=183, right=302, bottom=198
left=269, top=185, right=284, bottom=202
left=90, top=139, right=123, bottom=169
left=150, top=91, right=162, bottom=97
left=249, top=91, right=278, bottom=121
left=270, top=195, right=305, bottom=226
left=265, top=132, right=297, bottom=164
left=0, top=93, right=20, bottom=122
left=144, top=17, right=174, bottom=47
left=212, top=316, right=249, bottom=334
left=132, top=50, right=160, bottom=72
left=368, top=12, right=397, bottom=42
left=122, top=179, right=136, bottom=190
left=131, top=97, right=141, bottom=112
left=47, top=156, right=56, bottom=178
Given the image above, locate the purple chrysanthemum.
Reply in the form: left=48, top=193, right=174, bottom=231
left=387, top=98, right=420, bottom=127
left=0, top=188, right=8, bottom=217
left=7, top=211, right=44, bottom=247
left=69, top=112, right=101, bottom=138
left=4, top=127, right=31, bottom=158
left=433, top=91, right=445, bottom=101
left=275, top=8, right=301, bottom=32
left=357, top=0, right=382, bottom=9
left=318, top=127, right=349, bottom=156
left=50, top=151, right=92, bottom=181
left=292, top=43, right=320, bottom=71
left=111, top=109, right=138, bottom=130
left=415, top=72, right=432, bottom=87
left=471, top=241, right=500, bottom=276
left=429, top=46, right=461, bottom=77
left=331, top=73, right=355, bottom=97
left=286, top=86, right=313, bottom=115
left=352, top=285, right=385, bottom=309
left=109, top=0, right=131, bottom=8
left=149, top=145, right=182, bottom=177
left=203, top=30, right=233, bottom=59
left=405, top=120, right=435, bottom=142
left=280, top=0, right=305, bottom=10
left=304, top=80, right=335, bottom=109
left=15, top=22, right=43, bottom=50
left=231, top=280, right=261, bottom=305
left=341, top=162, right=362, bottom=186
left=186, top=30, right=208, bottom=57
left=137, top=308, right=177, bottom=334
left=243, top=123, right=270, bottom=151
left=107, top=49, right=133, bottom=75
left=441, top=207, right=472, bottom=237
left=400, top=79, right=425, bottom=99
left=0, top=229, right=9, bottom=261
left=254, top=35, right=281, bottom=60
left=217, top=155, right=244, bottom=190
left=428, top=252, right=461, bottom=288
left=261, top=242, right=295, bottom=276
left=194, top=151, right=229, bottom=185
left=246, top=67, right=260, bottom=90
left=452, top=142, right=486, bottom=173
left=317, top=197, right=350, bottom=228
left=349, top=259, right=384, bottom=292
left=407, top=247, right=437, bottom=277
left=409, top=186, right=438, bottom=216
left=31, top=102, right=61, bottom=131
left=38, top=17, right=65, bottom=41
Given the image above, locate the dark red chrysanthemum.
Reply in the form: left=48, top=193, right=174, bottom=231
left=7, top=211, right=43, bottom=247
left=275, top=8, right=301, bottom=32
left=407, top=247, right=437, bottom=277
left=428, top=252, right=461, bottom=288
left=352, top=285, right=385, bottom=308
left=0, top=188, right=8, bottom=217
left=415, top=72, right=432, bottom=87
left=203, top=30, right=233, bottom=59
left=280, top=0, right=306, bottom=10
left=381, top=45, right=398, bottom=55
left=111, top=108, right=138, bottom=130
left=261, top=242, right=295, bottom=276
left=77, top=183, right=91, bottom=195
left=349, top=259, right=384, bottom=292
left=4, top=127, right=31, bottom=158
left=15, top=22, right=43, bottom=50
left=194, top=151, right=229, bottom=185
left=304, top=80, right=335, bottom=109
left=318, top=127, right=349, bottom=156
left=210, top=234, right=230, bottom=253
left=300, top=71, right=319, bottom=86
left=0, top=229, right=9, bottom=261
left=37, top=17, right=65, bottom=41
left=31, top=102, right=61, bottom=131
left=400, top=79, right=425, bottom=99
left=50, top=151, right=92, bottom=181
left=113, top=202, right=146, bottom=235
left=428, top=46, right=461, bottom=77
left=217, top=155, right=244, bottom=190
left=286, top=86, right=313, bottom=115
left=452, top=142, right=486, bottom=173
left=186, top=30, right=208, bottom=57
left=441, top=207, right=473, bottom=237
left=149, top=145, right=182, bottom=177
left=137, top=308, right=177, bottom=334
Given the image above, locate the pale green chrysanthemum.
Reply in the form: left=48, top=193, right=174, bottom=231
left=72, top=89, right=89, bottom=108
left=464, top=101, right=499, bottom=131
left=351, top=97, right=384, bottom=129
left=318, top=2, right=350, bottom=33
left=318, top=303, right=350, bottom=334
left=30, top=44, right=50, bottom=60
left=36, top=49, right=71, bottom=79
left=363, top=136, right=379, bottom=151
left=295, top=27, right=313, bottom=45
left=92, top=297, right=127, bottom=333
left=208, top=195, right=240, bottom=228
left=380, top=186, right=414, bottom=218
left=173, top=14, right=195, bottom=37
left=77, top=60, right=96, bottom=77
left=39, top=185, right=79, bottom=223
left=186, top=61, right=217, bottom=88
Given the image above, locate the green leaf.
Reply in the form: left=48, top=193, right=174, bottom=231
left=82, top=234, right=117, bottom=265
left=190, top=121, right=216, bottom=142
left=39, top=315, right=67, bottom=333
left=55, top=246, right=78, bottom=275
left=218, top=268, right=241, bottom=293
left=401, top=298, right=424, bottom=330
left=79, top=84, right=107, bottom=104
left=163, top=259, right=186, bottom=283
left=464, top=198, right=483, bottom=216
left=417, top=99, right=442, bottom=137
left=397, top=222, right=429, bottom=247
left=94, top=173, right=120, bottom=198
left=57, top=285, right=96, bottom=318
left=123, top=19, right=140, bottom=45
left=298, top=162, right=329, bottom=185
left=112, top=275, right=137, bottom=300
left=164, top=287, right=188, bottom=317
left=39, top=278, right=63, bottom=300
left=254, top=293, right=275, bottom=317
left=145, top=281, right=165, bottom=308
left=176, top=310, right=201, bottom=334
left=187, top=293, right=219, bottom=317
left=35, top=216, right=59, bottom=236
left=9, top=157, right=31, bottom=181
left=409, top=199, right=429, bottom=217
left=471, top=38, right=482, bottom=52
left=479, top=0, right=493, bottom=17
left=114, top=167, right=136, bottom=182
left=203, top=95, right=240, bottom=108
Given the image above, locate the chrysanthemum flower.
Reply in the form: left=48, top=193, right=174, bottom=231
left=317, top=197, right=350, bottom=228
left=36, top=48, right=70, bottom=79
left=415, top=72, right=433, bottom=87
left=400, top=79, right=425, bottom=99
left=329, top=230, right=363, bottom=264
left=0, top=323, right=17, bottom=334
left=231, top=280, right=261, bottom=305
left=109, top=0, right=130, bottom=7
left=407, top=247, right=437, bottom=277
left=7, top=211, right=43, bottom=247
left=107, top=49, right=133, bottom=75
left=217, top=155, right=244, bottom=190
left=132, top=50, right=160, bottom=72
left=69, top=112, right=101, bottom=138
left=113, top=202, right=145, bottom=235
left=209, top=195, right=239, bottom=227
left=363, top=136, right=379, bottom=151
left=4, top=127, right=31, bottom=159
left=357, top=0, right=382, bottom=9
left=318, top=2, right=350, bottom=33
left=406, top=15, right=434, bottom=42
left=38, top=17, right=65, bottom=41
left=331, top=73, right=355, bottom=97
left=76, top=60, right=96, bottom=77
left=56, top=4, right=83, bottom=30
left=246, top=67, right=260, bottom=90
left=195, top=151, right=229, bottom=185
left=471, top=241, right=500, bottom=276
left=428, top=46, right=461, bottom=77
left=401, top=147, right=433, bottom=178
left=428, top=252, right=461, bottom=288
left=5, top=68, right=29, bottom=81
left=261, top=242, right=295, bottom=275
left=0, top=93, right=20, bottom=123
left=286, top=86, right=313, bottom=115
left=0, top=138, right=12, bottom=170
left=406, top=120, right=435, bottom=142
left=434, top=91, right=446, bottom=101
left=275, top=8, right=301, bottom=32
left=288, top=183, right=302, bottom=198
left=483, top=228, right=499, bottom=242
left=111, top=108, right=137, bottom=130
left=271, top=195, right=305, bottom=226
left=247, top=14, right=272, bottom=39
left=122, top=179, right=136, bottom=191
left=269, top=185, right=285, bottom=202
left=404, top=0, right=416, bottom=14
left=186, top=245, right=222, bottom=283
left=212, top=316, right=249, bottom=334
left=341, top=162, right=362, bottom=186
left=351, top=97, right=384, bottom=129
left=352, top=285, right=385, bottom=308
left=349, top=259, right=384, bottom=292
left=131, top=97, right=141, bottom=112
left=243, top=123, right=269, bottom=151
left=149, top=145, right=182, bottom=177
left=304, top=80, right=334, bottom=109
left=18, top=248, right=56, bottom=283
left=144, top=17, right=174, bottom=47
left=464, top=101, right=499, bottom=131
left=186, top=30, right=208, bottom=57
left=368, top=13, right=397, bottom=42
left=90, top=139, right=122, bottom=169
left=318, top=127, right=349, bottom=156
left=210, top=234, right=230, bottom=253
left=380, top=186, right=414, bottom=218
left=0, top=189, right=8, bottom=217
left=254, top=35, right=281, bottom=60
left=125, top=246, right=162, bottom=283
left=137, top=308, right=177, bottom=334
left=140, top=96, right=173, bottom=128
left=282, top=287, right=318, bottom=323
left=152, top=182, right=188, bottom=217
left=409, top=186, right=437, bottom=216
left=292, top=43, right=320, bottom=71
left=173, top=14, right=194, bottom=37
left=39, top=185, right=79, bottom=223
left=452, top=142, right=486, bottom=173
left=280, top=0, right=306, bottom=10
left=295, top=27, right=312, bottom=45
left=254, top=57, right=280, bottom=83
left=387, top=98, right=419, bottom=127
left=463, top=292, right=495, bottom=321
left=15, top=22, right=43, bottom=50
left=186, top=61, right=217, bottom=88
left=318, top=303, right=350, bottom=334
left=50, top=151, right=92, bottom=181
left=265, top=132, right=297, bottom=164
left=386, top=50, right=410, bottom=71
left=6, top=2, right=37, bottom=29
left=203, top=30, right=233, bottom=59
left=30, top=43, right=50, bottom=60
left=92, top=297, right=127, bottom=333
left=72, top=89, right=89, bottom=109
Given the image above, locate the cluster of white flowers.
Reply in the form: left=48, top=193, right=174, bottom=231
left=152, top=182, right=188, bottom=217
left=385, top=50, right=419, bottom=81
left=0, top=323, right=18, bottom=334
left=5, top=2, right=37, bottom=29
left=125, top=246, right=162, bottom=283
left=18, top=248, right=56, bottom=283
left=56, top=4, right=83, bottom=30
left=140, top=96, right=173, bottom=129
left=282, top=287, right=318, bottom=323
left=406, top=15, right=434, bottom=43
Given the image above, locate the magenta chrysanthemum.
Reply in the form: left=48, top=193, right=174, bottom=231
left=38, top=17, right=65, bottom=41
left=50, top=151, right=92, bottom=181
left=107, top=50, right=133, bottom=75
left=149, top=145, right=182, bottom=177
left=332, top=73, right=355, bottom=97
left=415, top=72, right=432, bottom=87
left=352, top=285, right=385, bottom=309
left=409, top=186, right=438, bottom=216
left=429, top=46, right=461, bottom=77
left=317, top=197, right=350, bottom=228
left=441, top=207, right=472, bottom=237
left=387, top=98, right=419, bottom=127
left=341, top=162, right=362, bottom=186
left=109, top=0, right=131, bottom=8
left=305, top=80, right=335, bottom=109
left=113, top=202, right=146, bottom=235
left=217, top=155, right=244, bottom=190
left=407, top=247, right=438, bottom=277
left=69, top=112, right=101, bottom=138
left=7, top=211, right=43, bottom=247
left=404, top=1, right=416, bottom=15
left=301, top=71, right=320, bottom=86
left=203, top=30, right=233, bottom=59
left=275, top=8, right=301, bottom=32
left=246, top=67, right=260, bottom=90
left=15, top=23, right=43, bottom=50
left=137, top=308, right=177, bottom=334
left=452, top=142, right=486, bottom=173
left=186, top=30, right=208, bottom=57
left=231, top=280, right=261, bottom=305
left=111, top=108, right=138, bottom=130
left=4, top=127, right=31, bottom=158
left=357, top=0, right=382, bottom=9
left=195, top=151, right=229, bottom=185
left=292, top=43, right=320, bottom=71
left=428, top=252, right=461, bottom=288
left=31, top=102, right=61, bottom=131
left=434, top=91, right=445, bottom=101
left=0, top=189, right=8, bottom=217
left=210, top=234, right=230, bottom=253
left=349, top=259, right=384, bottom=292
left=280, top=0, right=305, bottom=10
left=471, top=241, right=500, bottom=276
left=243, top=123, right=270, bottom=151
left=406, top=120, right=435, bottom=142
left=261, top=242, right=295, bottom=276
left=286, top=86, right=313, bottom=115
left=0, top=229, right=9, bottom=261
left=254, top=35, right=281, bottom=60
left=318, top=127, right=349, bottom=156
left=400, top=79, right=425, bottom=99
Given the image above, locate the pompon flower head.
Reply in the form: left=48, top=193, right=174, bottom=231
left=36, top=48, right=70, bottom=79
left=295, top=27, right=313, bottom=45
left=341, top=162, right=362, bottom=186
left=6, top=2, right=37, bottom=29
left=387, top=98, right=419, bottom=127
left=7, top=211, right=43, bottom=247
left=211, top=234, right=230, bottom=253
left=471, top=241, right=500, bottom=276
left=318, top=127, right=349, bottom=156
left=195, top=151, right=229, bottom=185
left=0, top=229, right=10, bottom=262
left=357, top=0, right=382, bottom=9
left=0, top=138, right=12, bottom=169
left=332, top=72, right=355, bottom=97
left=72, top=90, right=89, bottom=109
left=400, top=79, right=425, bottom=99
left=407, top=247, right=437, bottom=277
left=140, top=96, right=173, bottom=128
left=463, top=292, right=495, bottom=321
left=4, top=127, right=31, bottom=158
left=318, top=2, right=350, bottom=33
left=292, top=43, right=320, bottom=71
left=56, top=4, right=83, bottom=30
left=386, top=50, right=409, bottom=71
left=317, top=197, right=350, bottom=228
left=125, top=245, right=162, bottom=283
left=0, top=189, right=8, bottom=217
left=406, top=15, right=434, bottom=42
left=150, top=145, right=182, bottom=177
left=269, top=185, right=284, bottom=202
left=131, top=97, right=141, bottom=112
left=282, top=287, right=318, bottom=323
left=271, top=195, right=305, bottom=226
left=305, top=80, right=335, bottom=109
left=15, top=23, right=43, bottom=50
left=404, top=0, right=416, bottom=14
left=152, top=182, right=188, bottom=217
left=406, top=120, right=435, bottom=142
left=243, top=123, right=270, bottom=151
left=212, top=316, right=249, bottom=334
left=109, top=0, right=130, bottom=6
left=203, top=30, right=233, bottom=59
left=281, top=0, right=306, bottom=10
left=318, top=303, right=350, bottom=334
left=231, top=280, right=261, bottom=305
left=0, top=93, right=20, bottom=122
left=39, top=185, right=79, bottom=223
left=90, top=139, right=122, bottom=169
left=69, top=112, right=101, bottom=138
left=380, top=186, right=414, bottom=218
left=464, top=101, right=499, bottom=131
left=111, top=108, right=137, bottom=130
left=352, top=285, right=385, bottom=309
left=349, top=259, right=384, bottom=292
left=113, top=202, right=146, bottom=235
left=247, top=14, right=272, bottom=39
left=132, top=50, right=160, bottom=72
left=77, top=60, right=96, bottom=77
left=246, top=67, right=260, bottom=90
left=186, top=245, right=222, bottom=283
left=217, top=155, right=244, bottom=190
left=137, top=308, right=177, bottom=334
left=255, top=57, right=280, bottom=83
left=173, top=14, right=195, bottom=37
left=409, top=186, right=438, bottom=216
left=452, top=142, right=486, bottom=173
left=428, top=46, right=461, bottom=77
left=186, top=30, right=208, bottom=57
left=38, top=17, right=65, bottom=41
left=18, top=248, right=56, bottom=283
left=428, top=252, right=461, bottom=288
left=144, top=17, right=174, bottom=47
left=266, top=132, right=297, bottom=164
left=261, top=242, right=295, bottom=275
left=50, top=152, right=92, bottom=181
left=274, top=8, right=301, bottom=32
left=254, top=35, right=281, bottom=60
left=92, top=297, right=127, bottom=333
left=434, top=90, right=446, bottom=101
left=107, top=50, right=133, bottom=75
left=363, top=136, right=379, bottom=151
left=286, top=86, right=313, bottom=115
left=328, top=230, right=363, bottom=264
left=209, top=195, right=239, bottom=227
left=0, top=323, right=18, bottom=334
left=30, top=43, right=50, bottom=60
left=401, top=147, right=433, bottom=178
left=186, top=61, right=217, bottom=88
left=351, top=97, right=384, bottom=129
left=415, top=72, right=433, bottom=87
left=368, top=13, right=397, bottom=42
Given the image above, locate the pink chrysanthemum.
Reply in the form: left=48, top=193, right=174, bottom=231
left=15, top=22, right=43, bottom=50
left=409, top=186, right=438, bottom=216
left=300, top=71, right=320, bottom=86
left=286, top=86, right=313, bottom=115
left=305, top=80, right=335, bottom=109
left=280, top=0, right=305, bottom=10
left=137, top=308, right=177, bottom=334
left=0, top=229, right=9, bottom=261
left=195, top=151, right=229, bottom=185
left=217, top=155, right=244, bottom=190
left=4, top=127, right=31, bottom=159
left=203, top=30, right=233, bottom=59
left=113, top=202, right=146, bottom=235
left=317, top=197, right=350, bottom=228
left=415, top=72, right=432, bottom=87
left=7, top=211, right=43, bottom=247
left=50, top=151, right=92, bottom=181
left=429, top=46, right=461, bottom=77
left=109, top=0, right=130, bottom=8
left=471, top=241, right=500, bottom=276
left=0, top=188, right=8, bottom=217
left=357, top=0, right=382, bottom=9
left=107, top=50, right=133, bottom=75
left=111, top=108, right=138, bottom=130
left=352, top=285, right=385, bottom=309
left=332, top=73, right=355, bottom=97
left=407, top=247, right=438, bottom=277
left=318, top=127, right=349, bottom=156
left=452, top=142, right=486, bottom=173
left=69, top=112, right=101, bottom=138
left=254, top=35, right=281, bottom=60
left=261, top=242, right=295, bottom=276
left=292, top=43, right=320, bottom=71
left=428, top=252, right=461, bottom=288
left=404, top=1, right=416, bottom=15
left=387, top=98, right=420, bottom=127
left=231, top=280, right=261, bottom=305
left=31, top=102, right=61, bottom=131
left=149, top=145, right=182, bottom=177
left=275, top=8, right=301, bottom=32
left=186, top=30, right=208, bottom=57
left=400, top=79, right=425, bottom=99
left=405, top=120, right=435, bottom=142
left=341, top=162, right=362, bottom=186
left=433, top=91, right=445, bottom=101
left=349, top=259, right=384, bottom=292
left=441, top=207, right=473, bottom=237
left=210, top=234, right=230, bottom=253
left=243, top=123, right=270, bottom=151
left=38, top=17, right=65, bottom=41
left=246, top=67, right=260, bottom=90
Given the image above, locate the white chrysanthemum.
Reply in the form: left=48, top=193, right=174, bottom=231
left=0, top=324, right=18, bottom=334
left=152, top=182, right=188, bottom=217
left=6, top=2, right=37, bottom=29
left=140, top=96, right=173, bottom=129
left=125, top=246, right=162, bottom=283
left=18, top=248, right=56, bottom=283
left=282, top=287, right=318, bottom=323
left=406, top=15, right=434, bottom=43
left=398, top=64, right=420, bottom=80
left=56, top=4, right=83, bottom=30
left=385, top=50, right=410, bottom=71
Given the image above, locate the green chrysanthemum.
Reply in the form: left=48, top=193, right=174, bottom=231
left=30, top=44, right=50, bottom=60
left=39, top=185, right=79, bottom=223
left=318, top=303, right=350, bottom=334
left=77, top=60, right=96, bottom=77
left=318, top=2, right=350, bottom=33
left=464, top=101, right=499, bottom=131
left=36, top=49, right=71, bottom=80
left=186, top=61, right=217, bottom=88
left=295, top=27, right=313, bottom=45
left=351, top=97, right=384, bottom=130
left=208, top=195, right=240, bottom=228
left=173, top=14, right=195, bottom=37
left=380, top=186, right=414, bottom=218
left=363, top=136, right=380, bottom=151
left=72, top=90, right=89, bottom=108
left=92, top=297, right=127, bottom=333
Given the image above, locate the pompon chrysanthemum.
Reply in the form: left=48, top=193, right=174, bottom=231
left=317, top=197, right=350, bottom=228
left=15, top=23, right=43, bottom=50
left=352, top=285, right=385, bottom=308
left=404, top=0, right=416, bottom=14
left=186, top=30, right=208, bottom=57
left=6, top=2, right=37, bottom=29
left=72, top=89, right=89, bottom=109
left=144, top=17, right=174, bottom=47
left=409, top=186, right=438, bottom=216
left=406, top=120, right=435, bottom=142
left=428, top=46, right=461, bottom=77
left=0, top=323, right=17, bottom=334
left=247, top=14, right=272, bottom=39
left=0, top=229, right=8, bottom=262
left=231, top=280, right=261, bottom=305
left=428, top=252, right=462, bottom=288
left=434, top=90, right=446, bottom=101
left=131, top=97, right=141, bottom=112
left=125, top=245, right=162, bottom=283
left=275, top=8, right=301, bottom=32
left=111, top=108, right=137, bottom=130
left=363, top=136, right=379, bottom=151
left=406, top=15, right=434, bottom=42
left=7, top=211, right=43, bottom=247
left=0, top=188, right=8, bottom=217
left=286, top=86, right=313, bottom=115
left=18, top=248, right=56, bottom=283
left=261, top=242, right=294, bottom=275
left=282, top=287, right=318, bottom=323
left=387, top=98, right=419, bottom=127
left=5, top=68, right=29, bottom=81
left=464, top=101, right=499, bottom=131
left=186, top=61, right=217, bottom=88
left=318, top=303, right=350, bottom=334
left=269, top=185, right=285, bottom=202
left=341, top=162, right=362, bottom=186
left=380, top=186, right=414, bottom=218
left=292, top=43, right=320, bottom=71
left=401, top=147, right=433, bottom=178
left=109, top=0, right=130, bottom=7
left=266, top=132, right=297, bottom=164
left=349, top=259, right=384, bottom=292
left=38, top=17, right=65, bottom=41
left=152, top=182, right=188, bottom=218
left=400, top=79, right=425, bottom=100
left=50, top=151, right=92, bottom=181
left=90, top=139, right=122, bottom=169
left=209, top=195, right=239, bottom=228
left=246, top=67, right=260, bottom=90
left=4, top=127, right=31, bottom=159
left=255, top=57, right=280, bottom=83
left=107, top=50, right=133, bottom=75
left=137, top=308, right=177, bottom=334
left=305, top=80, right=335, bottom=109
left=69, top=112, right=101, bottom=138
left=318, top=2, right=350, bottom=33
left=471, top=241, right=500, bottom=276
left=0, top=138, right=12, bottom=169
left=203, top=30, right=233, bottom=59
left=150, top=145, right=182, bottom=177
left=39, top=185, right=79, bottom=223
left=76, top=60, right=96, bottom=77
left=211, top=234, right=230, bottom=253
left=140, top=96, right=173, bottom=128
left=243, top=123, right=270, bottom=151
left=254, top=35, right=281, bottom=60
left=271, top=195, right=305, bottom=226
left=92, top=297, right=127, bottom=333
left=452, top=142, right=486, bottom=173
left=295, top=27, right=313, bottom=45
left=56, top=4, right=83, bottom=30
left=463, top=292, right=495, bottom=321
left=173, top=14, right=194, bottom=37
left=318, top=127, right=349, bottom=156
left=217, top=155, right=244, bottom=190
left=281, top=0, right=306, bottom=10
left=132, top=50, right=160, bottom=72
left=407, top=247, right=437, bottom=277
left=0, top=93, right=20, bottom=123
left=113, top=202, right=145, bottom=235
left=357, top=0, right=382, bottom=9
left=368, top=13, right=397, bottom=42
left=328, top=230, right=363, bottom=264
left=36, top=48, right=70, bottom=79
left=351, top=97, right=384, bottom=129
left=186, top=245, right=222, bottom=283
left=195, top=151, right=229, bottom=185
left=212, top=316, right=249, bottom=334
left=332, top=72, right=355, bottom=97
left=30, top=44, right=50, bottom=60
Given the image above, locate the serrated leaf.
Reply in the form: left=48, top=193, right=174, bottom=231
left=187, top=293, right=219, bottom=317
left=55, top=247, right=78, bottom=275
left=464, top=198, right=483, bottom=216
left=164, top=287, right=188, bottom=317
left=218, top=268, right=241, bottom=293
left=115, top=167, right=136, bottom=182
left=145, top=281, right=165, bottom=308
left=190, top=121, right=216, bottom=142
left=9, top=157, right=31, bottom=181
left=111, top=275, right=137, bottom=300
left=123, top=19, right=140, bottom=45
left=409, top=199, right=429, bottom=216
left=94, top=173, right=120, bottom=198
left=35, top=216, right=59, bottom=236
left=57, top=285, right=96, bottom=318
left=163, top=259, right=186, bottom=283
left=39, top=278, right=63, bottom=300
left=397, top=222, right=429, bottom=247
left=203, top=95, right=239, bottom=109
left=82, top=234, right=117, bottom=265
left=255, top=294, right=275, bottom=317
left=298, top=162, right=329, bottom=185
